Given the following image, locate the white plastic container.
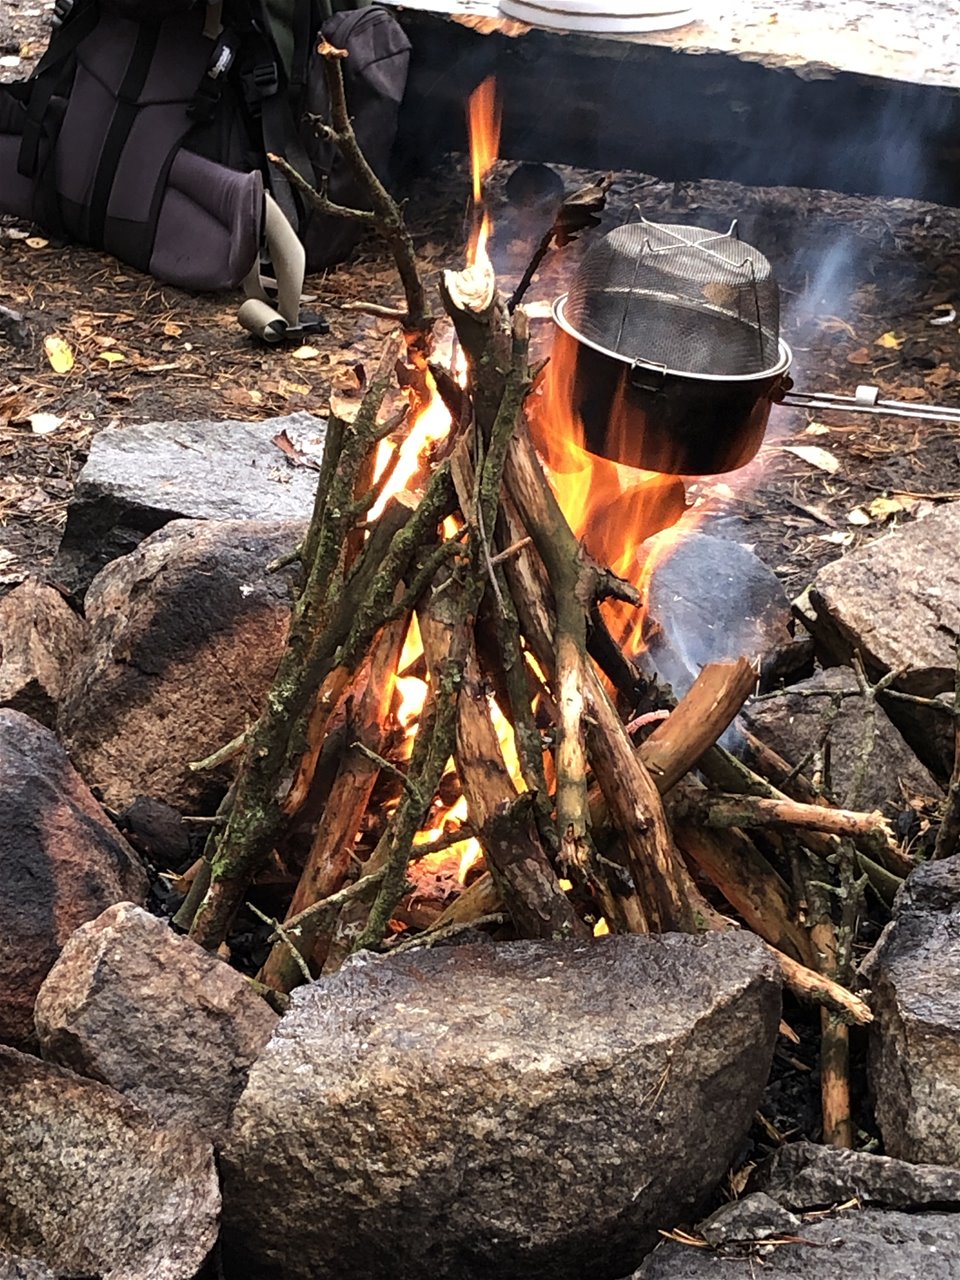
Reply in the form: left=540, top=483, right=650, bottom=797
left=498, top=0, right=697, bottom=33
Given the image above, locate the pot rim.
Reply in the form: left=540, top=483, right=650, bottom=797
left=553, top=293, right=794, bottom=384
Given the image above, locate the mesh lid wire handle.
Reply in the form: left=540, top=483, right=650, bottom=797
left=561, top=218, right=782, bottom=378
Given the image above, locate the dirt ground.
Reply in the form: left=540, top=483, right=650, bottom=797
left=2, top=4, right=960, bottom=604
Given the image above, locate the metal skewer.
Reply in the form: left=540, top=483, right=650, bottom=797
left=780, top=383, right=960, bottom=425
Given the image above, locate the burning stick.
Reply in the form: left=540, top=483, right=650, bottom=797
left=507, top=174, right=613, bottom=314
left=258, top=610, right=409, bottom=991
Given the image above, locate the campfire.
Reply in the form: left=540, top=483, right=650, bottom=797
left=176, top=61, right=917, bottom=1153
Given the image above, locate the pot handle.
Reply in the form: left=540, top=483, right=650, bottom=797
left=629, top=360, right=667, bottom=393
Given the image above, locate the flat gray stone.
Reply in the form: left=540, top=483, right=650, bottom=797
left=35, top=902, right=278, bottom=1145
left=698, top=1193, right=800, bottom=1247
left=861, top=855, right=960, bottom=1165
left=57, top=518, right=303, bottom=811
left=804, top=502, right=960, bottom=778
left=56, top=413, right=325, bottom=593
left=222, top=933, right=781, bottom=1280
left=631, top=1209, right=960, bottom=1277
left=749, top=1139, right=960, bottom=1210
left=0, top=1046, right=219, bottom=1280
left=743, top=666, right=940, bottom=813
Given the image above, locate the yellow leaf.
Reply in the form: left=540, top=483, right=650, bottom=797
left=291, top=345, right=320, bottom=360
left=867, top=495, right=905, bottom=521
left=163, top=322, right=183, bottom=337
left=99, top=351, right=126, bottom=364
left=43, top=335, right=75, bottom=374
left=875, top=331, right=905, bottom=350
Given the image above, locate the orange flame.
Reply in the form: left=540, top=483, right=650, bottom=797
left=530, top=332, right=694, bottom=654
left=466, top=75, right=501, bottom=269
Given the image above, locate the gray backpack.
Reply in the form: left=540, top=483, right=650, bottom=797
left=0, top=0, right=410, bottom=337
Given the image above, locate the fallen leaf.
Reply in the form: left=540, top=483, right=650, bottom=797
left=25, top=236, right=48, bottom=250
left=867, top=495, right=906, bottom=521
left=28, top=412, right=65, bottom=435
left=875, top=331, right=905, bottom=350
left=924, top=364, right=956, bottom=390
left=803, top=422, right=831, bottom=436
left=98, top=351, right=125, bottom=364
left=271, top=429, right=322, bottom=470
left=818, top=530, right=854, bottom=546
left=846, top=347, right=873, bottom=366
left=847, top=507, right=871, bottom=526
left=43, top=334, right=75, bottom=374
left=291, top=345, right=320, bottom=360
left=782, top=444, right=841, bottom=474
left=163, top=321, right=183, bottom=337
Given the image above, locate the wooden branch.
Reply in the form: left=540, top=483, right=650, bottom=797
left=259, top=612, right=408, bottom=992
left=582, top=664, right=696, bottom=933
left=313, top=46, right=432, bottom=342
left=770, top=947, right=872, bottom=1026
left=811, top=919, right=853, bottom=1147
left=698, top=743, right=912, bottom=878
left=671, top=818, right=814, bottom=964
left=682, top=792, right=895, bottom=843
left=420, top=592, right=586, bottom=941
left=640, top=659, right=757, bottom=795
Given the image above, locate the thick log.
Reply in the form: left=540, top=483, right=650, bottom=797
left=640, top=658, right=757, bottom=794
left=582, top=664, right=696, bottom=933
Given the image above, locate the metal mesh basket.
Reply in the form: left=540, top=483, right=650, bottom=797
left=561, top=218, right=782, bottom=378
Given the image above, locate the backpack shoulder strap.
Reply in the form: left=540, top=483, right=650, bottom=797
left=17, top=0, right=102, bottom=177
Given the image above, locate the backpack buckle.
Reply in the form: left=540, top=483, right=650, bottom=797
left=248, top=61, right=279, bottom=97
left=52, top=0, right=74, bottom=29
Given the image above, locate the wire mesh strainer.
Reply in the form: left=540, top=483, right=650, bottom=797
left=560, top=218, right=783, bottom=378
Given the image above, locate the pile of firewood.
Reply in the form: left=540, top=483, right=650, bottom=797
left=173, top=51, right=917, bottom=1150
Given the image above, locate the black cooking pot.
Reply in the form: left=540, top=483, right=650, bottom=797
left=552, top=296, right=793, bottom=476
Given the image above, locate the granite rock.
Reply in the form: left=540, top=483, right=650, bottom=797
left=0, top=710, right=147, bottom=1049
left=223, top=933, right=781, bottom=1280
left=57, top=517, right=304, bottom=811
left=35, top=901, right=278, bottom=1144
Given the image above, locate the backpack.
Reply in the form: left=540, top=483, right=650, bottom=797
left=0, top=0, right=410, bottom=337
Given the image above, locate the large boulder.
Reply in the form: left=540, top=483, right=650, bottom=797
left=0, top=710, right=148, bottom=1049
left=631, top=1209, right=960, bottom=1278
left=0, top=1046, right=220, bottom=1280
left=802, top=501, right=960, bottom=778
left=0, top=579, right=88, bottom=728
left=743, top=666, right=940, bottom=814
left=861, top=855, right=960, bottom=1165
left=35, top=901, right=278, bottom=1144
left=222, top=933, right=781, bottom=1280
left=55, top=412, right=325, bottom=593
left=57, top=517, right=304, bottom=811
